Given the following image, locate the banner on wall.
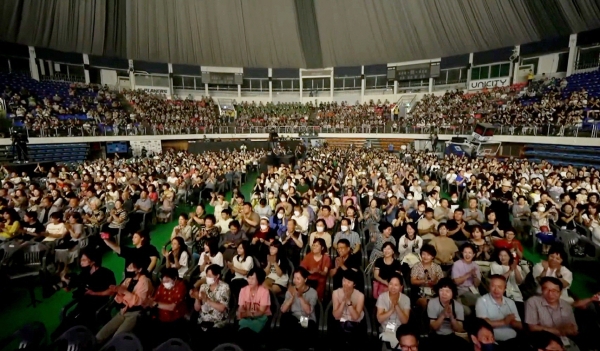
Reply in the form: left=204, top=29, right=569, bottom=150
left=135, top=85, right=171, bottom=97
left=468, top=78, right=510, bottom=91
left=130, top=140, right=162, bottom=157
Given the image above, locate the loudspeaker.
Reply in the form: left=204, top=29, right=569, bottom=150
left=451, top=137, right=467, bottom=143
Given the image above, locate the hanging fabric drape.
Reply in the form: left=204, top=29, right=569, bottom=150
left=0, top=0, right=599, bottom=68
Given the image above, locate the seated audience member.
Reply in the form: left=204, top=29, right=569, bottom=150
left=528, top=331, right=566, bottom=351
left=394, top=325, right=420, bottom=351
left=372, top=242, right=402, bottom=299
left=532, top=245, right=573, bottom=303
left=464, top=198, right=485, bottom=226
left=263, top=240, right=290, bottom=296
left=195, top=239, right=224, bottom=288
left=369, top=222, right=396, bottom=262
left=469, top=225, right=494, bottom=262
left=103, top=230, right=159, bottom=274
left=427, top=278, right=469, bottom=349
left=309, top=218, right=333, bottom=249
left=333, top=217, right=361, bottom=253
left=251, top=216, right=276, bottom=258
left=397, top=222, right=422, bottom=262
left=270, top=208, right=288, bottom=234
left=96, top=259, right=153, bottom=344
left=330, top=270, right=366, bottom=351
left=446, top=208, right=471, bottom=241
left=490, top=248, right=525, bottom=315
left=330, top=238, right=362, bottom=291
left=227, top=241, right=253, bottom=298
left=52, top=249, right=116, bottom=337
left=220, top=220, right=248, bottom=261
left=430, top=223, right=458, bottom=266
left=279, top=267, right=319, bottom=351
left=236, top=268, right=272, bottom=347
left=43, top=212, right=67, bottom=244
left=525, top=277, right=580, bottom=349
left=101, top=199, right=128, bottom=237
left=281, top=218, right=303, bottom=266
left=20, top=210, right=46, bottom=240
left=451, top=243, right=482, bottom=312
left=163, top=236, right=190, bottom=278
left=191, top=264, right=230, bottom=350
left=417, top=208, right=438, bottom=240
left=467, top=318, right=497, bottom=351
left=0, top=209, right=20, bottom=240
left=300, top=238, right=331, bottom=300
left=411, top=244, right=443, bottom=306
left=493, top=227, right=524, bottom=262
left=171, top=213, right=193, bottom=246
left=376, top=272, right=410, bottom=348
left=475, top=274, right=523, bottom=344
left=141, top=268, right=187, bottom=347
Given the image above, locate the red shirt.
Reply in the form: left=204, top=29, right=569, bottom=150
left=493, top=239, right=523, bottom=263
left=154, top=280, right=187, bottom=322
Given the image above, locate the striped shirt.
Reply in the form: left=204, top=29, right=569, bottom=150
left=524, top=296, right=577, bottom=331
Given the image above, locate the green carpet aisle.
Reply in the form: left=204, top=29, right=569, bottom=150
left=0, top=174, right=258, bottom=349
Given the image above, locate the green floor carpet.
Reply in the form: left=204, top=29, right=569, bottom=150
left=0, top=172, right=597, bottom=348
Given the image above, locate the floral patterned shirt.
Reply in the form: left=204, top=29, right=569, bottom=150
left=198, top=280, right=230, bottom=327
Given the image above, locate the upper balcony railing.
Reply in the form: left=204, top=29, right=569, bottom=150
left=10, top=122, right=599, bottom=139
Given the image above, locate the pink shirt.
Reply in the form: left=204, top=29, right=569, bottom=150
left=238, top=285, right=271, bottom=316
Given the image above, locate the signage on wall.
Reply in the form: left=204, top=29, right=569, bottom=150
left=135, top=85, right=171, bottom=96
left=468, top=78, right=510, bottom=91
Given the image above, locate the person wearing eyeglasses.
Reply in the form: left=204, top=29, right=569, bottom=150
left=394, top=325, right=419, bottom=351
left=525, top=277, right=580, bottom=351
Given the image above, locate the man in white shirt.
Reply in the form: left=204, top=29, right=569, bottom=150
left=475, top=275, right=522, bottom=343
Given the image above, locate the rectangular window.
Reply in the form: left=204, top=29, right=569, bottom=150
left=490, top=64, right=501, bottom=78
left=471, top=67, right=480, bottom=80
left=479, top=66, right=489, bottom=79
left=172, top=76, right=184, bottom=89
left=499, top=63, right=511, bottom=77
left=183, top=77, right=195, bottom=89
left=447, top=68, right=460, bottom=83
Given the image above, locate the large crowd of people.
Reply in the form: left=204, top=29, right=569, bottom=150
left=2, top=143, right=600, bottom=351
left=406, top=77, right=595, bottom=134
left=6, top=70, right=597, bottom=139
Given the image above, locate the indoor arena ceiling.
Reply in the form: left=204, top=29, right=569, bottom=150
left=1, top=0, right=600, bottom=69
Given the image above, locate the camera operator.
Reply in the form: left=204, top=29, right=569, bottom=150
left=50, top=249, right=116, bottom=337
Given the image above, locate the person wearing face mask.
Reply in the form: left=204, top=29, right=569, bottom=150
left=190, top=264, right=230, bottom=349
left=360, top=187, right=376, bottom=210
left=468, top=318, right=497, bottom=351
left=277, top=193, right=293, bottom=218
left=96, top=259, right=153, bottom=344
left=269, top=208, right=288, bottom=236
left=308, top=218, right=332, bottom=250
left=333, top=218, right=361, bottom=254
left=292, top=204, right=310, bottom=236
left=399, top=191, right=415, bottom=212
left=140, top=268, right=187, bottom=348
left=52, top=249, right=116, bottom=338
